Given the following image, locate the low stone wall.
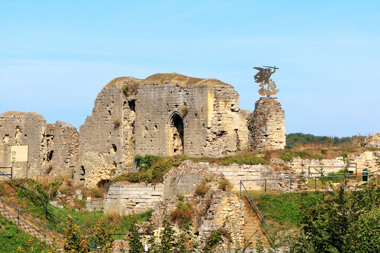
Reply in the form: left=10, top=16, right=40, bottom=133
left=104, top=182, right=164, bottom=215
left=166, top=160, right=274, bottom=192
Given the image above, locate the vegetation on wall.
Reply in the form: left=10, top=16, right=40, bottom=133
left=122, top=78, right=139, bottom=97
left=112, top=154, right=268, bottom=184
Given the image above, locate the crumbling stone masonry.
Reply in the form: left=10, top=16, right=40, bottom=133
left=0, top=112, right=78, bottom=178
left=0, top=73, right=287, bottom=187
left=78, top=73, right=256, bottom=187
left=135, top=73, right=249, bottom=157
left=248, top=97, right=286, bottom=151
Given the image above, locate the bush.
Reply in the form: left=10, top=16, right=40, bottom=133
left=203, top=227, right=232, bottom=252
left=122, top=78, right=139, bottom=97
left=170, top=201, right=193, bottom=227
left=112, top=155, right=185, bottom=184
left=218, top=179, right=232, bottom=191
left=195, top=182, right=210, bottom=197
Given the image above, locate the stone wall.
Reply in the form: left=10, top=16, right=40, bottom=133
left=48, top=121, right=79, bottom=177
left=0, top=111, right=78, bottom=178
left=135, top=73, right=245, bottom=157
left=248, top=97, right=286, bottom=151
left=104, top=182, right=164, bottom=215
left=0, top=111, right=47, bottom=178
left=77, top=77, right=137, bottom=187
left=364, top=133, right=380, bottom=149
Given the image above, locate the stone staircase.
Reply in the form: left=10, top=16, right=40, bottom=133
left=0, top=198, right=62, bottom=246
left=243, top=201, right=270, bottom=249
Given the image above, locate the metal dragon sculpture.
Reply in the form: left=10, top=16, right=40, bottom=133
left=253, top=66, right=279, bottom=97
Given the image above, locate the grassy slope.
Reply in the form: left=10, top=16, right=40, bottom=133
left=0, top=213, right=48, bottom=253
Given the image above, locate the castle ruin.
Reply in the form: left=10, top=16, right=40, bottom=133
left=0, top=73, right=286, bottom=187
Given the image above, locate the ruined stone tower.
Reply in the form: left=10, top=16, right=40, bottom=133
left=248, top=97, right=286, bottom=151
left=77, top=73, right=251, bottom=186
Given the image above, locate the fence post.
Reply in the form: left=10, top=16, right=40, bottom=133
left=265, top=179, right=267, bottom=192
left=315, top=178, right=317, bottom=190
left=290, top=179, right=292, bottom=192
left=18, top=209, right=20, bottom=225
left=240, top=182, right=241, bottom=196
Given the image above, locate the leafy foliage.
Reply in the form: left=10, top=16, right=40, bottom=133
left=95, top=217, right=114, bottom=252
left=63, top=215, right=89, bottom=252
left=299, top=180, right=380, bottom=252
left=286, top=133, right=364, bottom=149
left=279, top=150, right=324, bottom=162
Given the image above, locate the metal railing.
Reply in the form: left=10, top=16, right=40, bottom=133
left=242, top=173, right=375, bottom=193
left=240, top=181, right=276, bottom=246
left=308, top=163, right=357, bottom=177
left=0, top=195, right=63, bottom=246
left=0, top=169, right=100, bottom=250
left=0, top=167, right=12, bottom=179
left=239, top=173, right=379, bottom=247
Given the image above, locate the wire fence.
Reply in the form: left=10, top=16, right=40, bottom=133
left=240, top=172, right=379, bottom=247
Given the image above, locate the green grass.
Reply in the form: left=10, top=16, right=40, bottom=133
left=247, top=191, right=324, bottom=231
left=8, top=178, right=153, bottom=239
left=0, top=214, right=48, bottom=252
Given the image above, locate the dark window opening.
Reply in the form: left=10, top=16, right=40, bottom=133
left=128, top=100, right=136, bottom=112
left=80, top=166, right=85, bottom=176
left=47, top=150, right=54, bottom=162
left=171, top=114, right=184, bottom=155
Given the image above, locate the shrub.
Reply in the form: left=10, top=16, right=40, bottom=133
left=112, top=155, right=185, bottom=184
left=320, top=149, right=327, bottom=154
left=218, top=179, right=232, bottom=191
left=195, top=182, right=210, bottom=197
left=203, top=227, right=232, bottom=252
left=122, top=78, right=139, bottom=97
left=170, top=201, right=193, bottom=227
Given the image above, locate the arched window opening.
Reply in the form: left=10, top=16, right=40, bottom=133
left=171, top=114, right=184, bottom=155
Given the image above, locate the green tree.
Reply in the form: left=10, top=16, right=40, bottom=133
left=127, top=220, right=145, bottom=253
left=95, top=217, right=114, bottom=252
left=299, top=180, right=380, bottom=252
left=63, top=215, right=89, bottom=252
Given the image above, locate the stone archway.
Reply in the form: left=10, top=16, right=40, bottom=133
left=170, top=113, right=184, bottom=155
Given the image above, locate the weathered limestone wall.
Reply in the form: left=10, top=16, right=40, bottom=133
left=197, top=191, right=244, bottom=249
left=248, top=97, right=286, bottom=151
left=78, top=77, right=137, bottom=187
left=49, top=121, right=79, bottom=177
left=104, top=182, right=164, bottom=215
left=287, top=151, right=380, bottom=175
left=364, top=133, right=380, bottom=149
left=0, top=112, right=46, bottom=178
left=167, top=160, right=273, bottom=192
left=0, top=112, right=78, bottom=178
left=135, top=73, right=244, bottom=157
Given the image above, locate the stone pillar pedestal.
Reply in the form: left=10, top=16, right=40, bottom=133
left=248, top=97, right=286, bottom=151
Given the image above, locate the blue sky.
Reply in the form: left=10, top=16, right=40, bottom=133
left=0, top=0, right=379, bottom=137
